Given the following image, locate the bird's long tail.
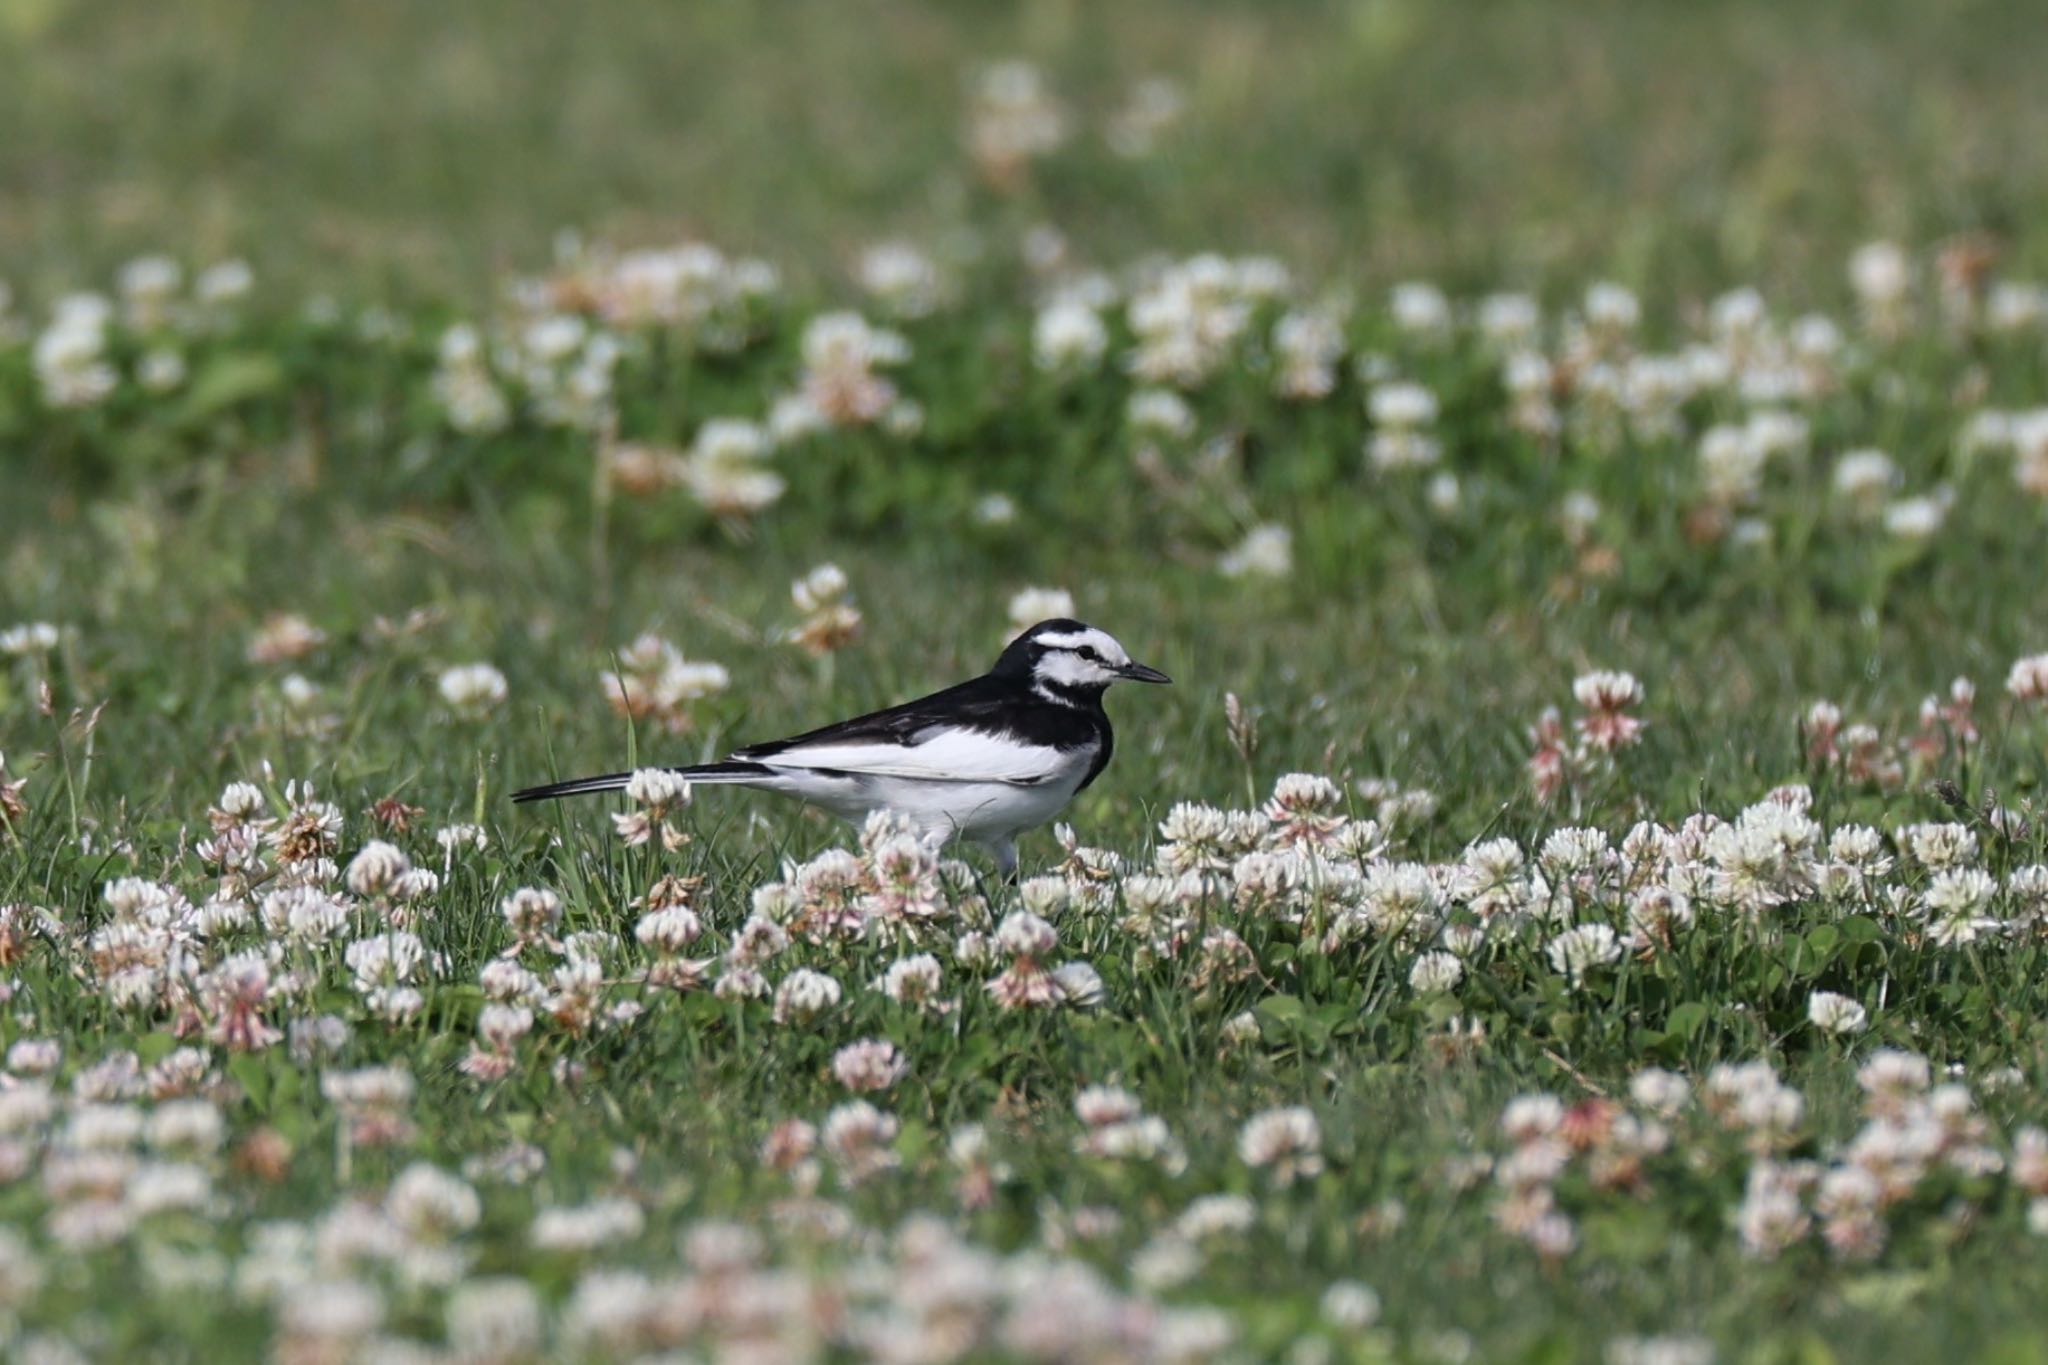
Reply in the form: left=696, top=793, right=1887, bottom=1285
left=511, top=761, right=774, bottom=804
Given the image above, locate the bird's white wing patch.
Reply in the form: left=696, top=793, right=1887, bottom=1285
left=763, top=726, right=1073, bottom=785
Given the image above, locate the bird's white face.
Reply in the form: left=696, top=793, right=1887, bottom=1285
left=1030, top=626, right=1138, bottom=690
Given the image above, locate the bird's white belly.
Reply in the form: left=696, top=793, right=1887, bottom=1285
left=761, top=766, right=1087, bottom=844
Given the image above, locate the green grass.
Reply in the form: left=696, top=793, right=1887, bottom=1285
left=7, top=0, right=2048, bottom=296
left=6, top=3, right=2048, bottom=1361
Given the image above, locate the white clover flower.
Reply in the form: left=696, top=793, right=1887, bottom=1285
left=684, top=415, right=782, bottom=505
left=1735, top=1161, right=1811, bottom=1259
left=634, top=905, right=702, bottom=955
left=772, top=968, right=842, bottom=1024
left=856, top=241, right=942, bottom=318
left=968, top=59, right=1067, bottom=174
left=559, top=1268, right=654, bottom=1350
left=473, top=961, right=541, bottom=1008
left=1366, top=381, right=1443, bottom=472
left=1018, top=875, right=1070, bottom=918
left=1408, top=951, right=1464, bottom=994
left=876, top=953, right=945, bottom=1006
left=117, top=254, right=181, bottom=323
left=387, top=1162, right=481, bottom=1239
left=1130, top=1234, right=1201, bottom=1292
left=1008, top=586, right=1076, bottom=632
left=1584, top=281, right=1640, bottom=333
left=799, top=311, right=908, bottom=426
left=437, top=663, right=508, bottom=712
left=1833, top=449, right=1898, bottom=509
left=1573, top=670, right=1644, bottom=712
left=6, top=1039, right=60, bottom=1076
left=2009, top=866, right=2048, bottom=924
left=1237, top=1106, right=1323, bottom=1184
left=1369, top=380, right=1439, bottom=429
left=195, top=259, right=254, bottom=307
left=1606, top=1335, right=1715, bottom=1365
left=1745, top=409, right=1808, bottom=459
left=1546, top=923, right=1622, bottom=983
left=433, top=824, right=487, bottom=863
left=1321, top=1279, right=1381, bottom=1329
left=1850, top=241, right=1910, bottom=304
left=500, top=887, right=563, bottom=938
left=1126, top=388, right=1195, bottom=438
left=624, top=768, right=690, bottom=808
left=1557, top=491, right=1602, bottom=543
left=1987, top=282, right=2048, bottom=332
left=1884, top=492, right=1949, bottom=539
left=1220, top=1010, right=1261, bottom=1045
left=1074, top=1085, right=1144, bottom=1128
left=1218, top=524, right=1292, bottom=579
left=1807, top=990, right=1869, bottom=1036
left=1389, top=282, right=1451, bottom=336
left=1628, top=1068, right=1691, bottom=1117
left=1465, top=836, right=1527, bottom=881
left=0, top=1228, right=45, bottom=1309
left=477, top=1003, right=534, bottom=1051
left=0, top=1083, right=56, bottom=1137
left=974, top=492, right=1017, bottom=525
left=995, top=910, right=1057, bottom=958
left=1272, top=308, right=1346, bottom=400
left=1174, top=1193, right=1257, bottom=1241
left=1499, top=1094, right=1564, bottom=1145
left=530, top=1198, right=644, bottom=1252
left=2006, top=653, right=2048, bottom=703
left=1034, top=298, right=1108, bottom=372
left=1107, top=75, right=1188, bottom=157
left=143, top=1100, right=223, bottom=1156
left=832, top=1039, right=908, bottom=1093
left=0, top=623, right=60, bottom=658
left=344, top=841, right=411, bottom=898
left=820, top=1100, right=900, bottom=1183
left=1921, top=867, right=2000, bottom=945
left=791, top=562, right=850, bottom=614
left=1479, top=292, right=1541, bottom=346
left=1699, top=423, right=1765, bottom=504
left=34, top=295, right=118, bottom=407
left=207, top=782, right=265, bottom=823
left=1903, top=822, right=1977, bottom=871
left=1857, top=1048, right=1932, bottom=1100
left=446, top=1278, right=544, bottom=1362
left=696, top=413, right=774, bottom=466
left=1051, top=960, right=1105, bottom=1006
left=1357, top=862, right=1443, bottom=937
left=134, top=348, right=185, bottom=393
left=279, top=1277, right=382, bottom=1346
left=60, top=1102, right=144, bottom=1152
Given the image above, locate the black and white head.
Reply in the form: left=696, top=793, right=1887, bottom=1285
left=995, top=619, right=1171, bottom=701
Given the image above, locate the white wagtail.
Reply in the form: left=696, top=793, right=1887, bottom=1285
left=513, top=619, right=1170, bottom=876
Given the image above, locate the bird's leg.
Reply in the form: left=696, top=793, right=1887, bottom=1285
left=991, top=837, right=1019, bottom=885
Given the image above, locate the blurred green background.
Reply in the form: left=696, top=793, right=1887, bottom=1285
left=5, top=0, right=2045, bottom=301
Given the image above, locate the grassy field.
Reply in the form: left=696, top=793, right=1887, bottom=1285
left=6, top=2, right=2048, bottom=1361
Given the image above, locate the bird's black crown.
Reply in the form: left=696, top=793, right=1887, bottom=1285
left=991, top=618, right=1095, bottom=676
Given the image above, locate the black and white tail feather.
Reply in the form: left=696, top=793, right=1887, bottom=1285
left=513, top=619, right=1169, bottom=877
left=510, top=761, right=772, bottom=803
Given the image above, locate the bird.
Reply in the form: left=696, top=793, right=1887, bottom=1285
left=512, top=619, right=1171, bottom=876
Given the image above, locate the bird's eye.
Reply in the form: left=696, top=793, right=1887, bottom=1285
left=1076, top=646, right=1101, bottom=662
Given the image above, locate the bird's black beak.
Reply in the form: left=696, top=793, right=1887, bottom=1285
left=1118, top=661, right=1172, bottom=684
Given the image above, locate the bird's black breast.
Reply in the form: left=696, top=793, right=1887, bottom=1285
left=998, top=689, right=1114, bottom=790
left=1077, top=718, right=1114, bottom=791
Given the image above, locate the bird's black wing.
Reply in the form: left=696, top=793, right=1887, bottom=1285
left=734, top=676, right=1011, bottom=759
left=731, top=675, right=1105, bottom=784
